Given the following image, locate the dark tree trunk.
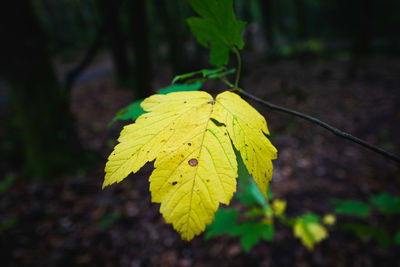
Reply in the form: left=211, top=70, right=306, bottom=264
left=259, top=0, right=275, bottom=48
left=0, top=1, right=84, bottom=179
left=352, top=0, right=372, bottom=57
left=293, top=0, right=307, bottom=40
left=129, top=0, right=152, bottom=99
left=97, top=0, right=131, bottom=86
left=155, top=0, right=185, bottom=75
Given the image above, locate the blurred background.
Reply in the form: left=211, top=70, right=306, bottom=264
left=0, top=0, right=399, bottom=266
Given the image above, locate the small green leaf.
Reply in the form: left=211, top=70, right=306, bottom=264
left=206, top=209, right=240, bottom=239
left=0, top=173, right=16, bottom=195
left=238, top=222, right=274, bottom=252
left=158, top=81, right=202, bottom=94
left=395, top=232, right=400, bottom=245
left=294, top=214, right=327, bottom=250
left=187, top=0, right=246, bottom=66
left=340, top=223, right=391, bottom=249
left=0, top=217, right=17, bottom=232
left=330, top=199, right=371, bottom=218
left=99, top=212, right=120, bottom=229
left=369, top=192, right=400, bottom=215
left=236, top=151, right=266, bottom=207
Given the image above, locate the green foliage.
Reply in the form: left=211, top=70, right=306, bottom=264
left=205, top=209, right=239, bottom=238
left=0, top=217, right=17, bottom=232
left=330, top=199, right=370, bottom=218
left=110, top=82, right=202, bottom=124
left=0, top=173, right=16, bottom=195
left=340, top=223, right=391, bottom=249
left=395, top=232, right=400, bottom=245
left=206, top=208, right=274, bottom=252
left=237, top=222, right=274, bottom=252
left=369, top=192, right=400, bottom=215
left=99, top=212, right=120, bottom=230
left=236, top=150, right=268, bottom=207
left=187, top=0, right=246, bottom=66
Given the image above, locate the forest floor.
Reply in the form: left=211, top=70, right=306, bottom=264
left=1, top=53, right=400, bottom=266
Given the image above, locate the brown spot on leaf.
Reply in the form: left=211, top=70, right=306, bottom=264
left=188, top=158, right=198, bottom=166
left=172, top=181, right=177, bottom=185
left=188, top=143, right=191, bottom=146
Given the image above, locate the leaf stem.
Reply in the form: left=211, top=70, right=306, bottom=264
left=233, top=47, right=241, bottom=88
left=220, top=77, right=234, bottom=88
left=239, top=89, right=400, bottom=164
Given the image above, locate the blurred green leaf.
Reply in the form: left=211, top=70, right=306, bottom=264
left=237, top=222, right=274, bottom=252
left=340, top=223, right=391, bottom=249
left=99, top=212, right=120, bottom=229
left=110, top=82, right=202, bottom=125
left=236, top=150, right=267, bottom=207
left=322, top=214, right=336, bottom=226
left=395, top=232, right=400, bottom=245
left=369, top=192, right=400, bottom=215
left=294, top=213, right=327, bottom=250
left=206, top=209, right=240, bottom=239
left=0, top=173, right=16, bottom=195
left=0, top=217, right=17, bottom=232
left=330, top=199, right=371, bottom=218
left=157, top=81, right=202, bottom=94
left=187, top=0, right=246, bottom=66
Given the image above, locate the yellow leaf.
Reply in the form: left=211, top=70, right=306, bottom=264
left=294, top=220, right=328, bottom=250
left=272, top=199, right=287, bottom=216
left=322, top=214, right=336, bottom=226
left=104, top=91, right=277, bottom=241
left=212, top=92, right=277, bottom=198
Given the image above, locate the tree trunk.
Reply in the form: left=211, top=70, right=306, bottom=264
left=97, top=0, right=131, bottom=87
left=259, top=0, right=275, bottom=48
left=293, top=0, right=307, bottom=40
left=129, top=0, right=152, bottom=99
left=0, top=0, right=84, bottom=179
left=155, top=0, right=185, bottom=75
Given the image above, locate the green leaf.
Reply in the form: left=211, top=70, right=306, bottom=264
left=0, top=217, right=17, bottom=232
left=395, top=232, right=400, bottom=245
left=99, top=212, right=121, bottom=229
left=238, top=222, right=274, bottom=252
left=369, top=192, right=400, bottom=215
left=294, top=213, right=327, bottom=250
left=330, top=199, right=371, bottom=218
left=0, top=173, right=16, bottom=195
left=206, top=208, right=240, bottom=239
left=340, top=223, right=391, bottom=249
left=110, top=82, right=202, bottom=125
left=157, top=81, right=202, bottom=94
left=236, top=151, right=267, bottom=207
left=187, top=0, right=246, bottom=66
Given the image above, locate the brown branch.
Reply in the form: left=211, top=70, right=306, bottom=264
left=238, top=89, right=400, bottom=164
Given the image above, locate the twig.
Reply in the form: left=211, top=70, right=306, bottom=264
left=238, top=89, right=400, bottom=164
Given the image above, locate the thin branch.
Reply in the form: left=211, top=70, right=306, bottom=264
left=238, top=89, right=400, bottom=164
left=233, top=47, right=241, bottom=88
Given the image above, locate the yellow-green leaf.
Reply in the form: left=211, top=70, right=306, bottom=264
left=104, top=90, right=277, bottom=241
left=212, top=91, right=277, bottom=198
left=294, top=215, right=328, bottom=250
